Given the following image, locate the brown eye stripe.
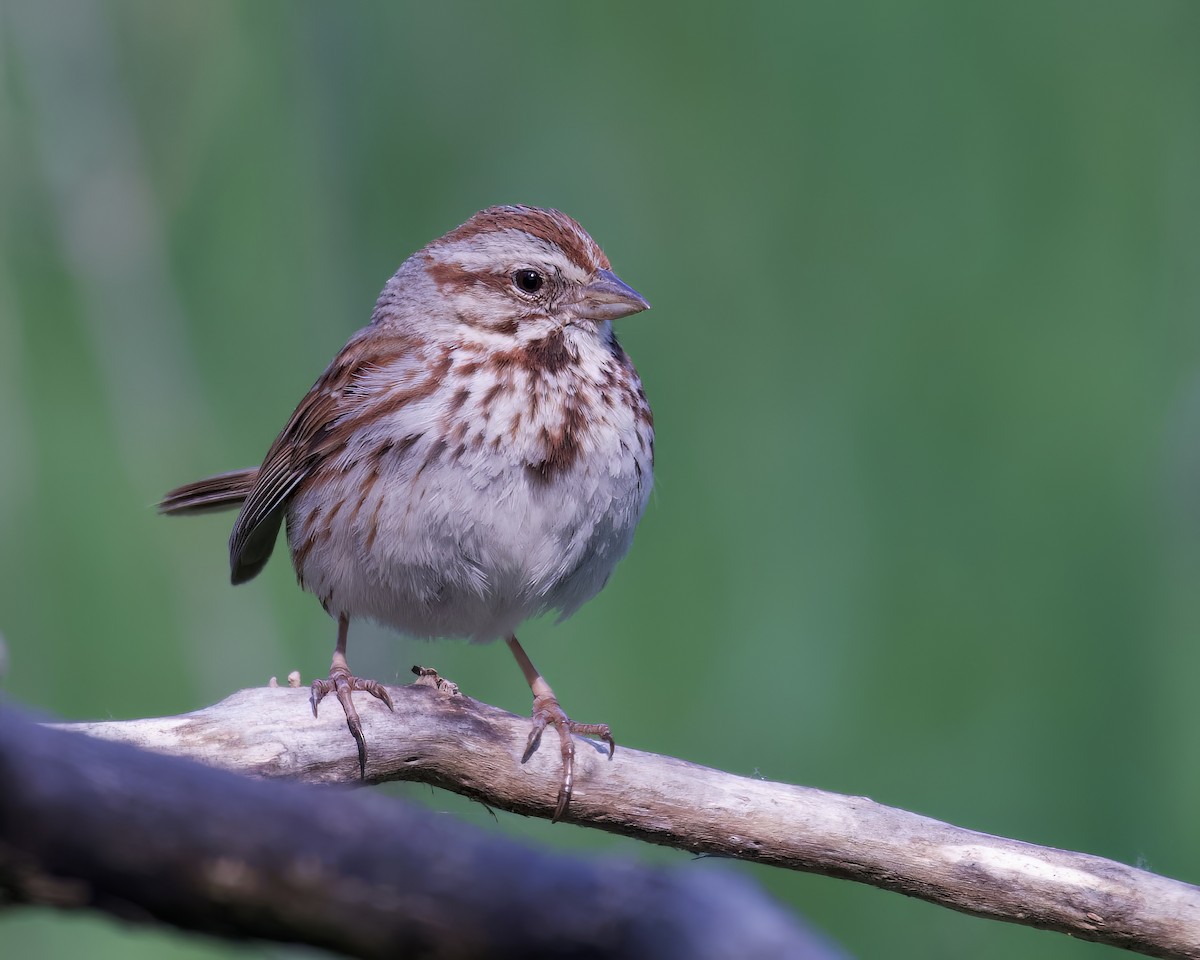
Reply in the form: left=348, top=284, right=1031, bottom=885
left=425, top=259, right=513, bottom=296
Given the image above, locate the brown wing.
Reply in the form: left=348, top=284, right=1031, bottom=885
left=227, top=328, right=426, bottom=584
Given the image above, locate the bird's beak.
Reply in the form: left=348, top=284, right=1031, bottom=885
left=575, top=268, right=651, bottom=323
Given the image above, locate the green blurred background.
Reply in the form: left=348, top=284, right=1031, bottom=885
left=2, top=1, right=1199, bottom=956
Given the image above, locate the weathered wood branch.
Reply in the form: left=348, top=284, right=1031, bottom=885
left=51, top=681, right=1200, bottom=959
left=0, top=701, right=838, bottom=960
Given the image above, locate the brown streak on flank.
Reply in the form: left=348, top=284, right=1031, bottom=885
left=458, top=359, right=482, bottom=377
left=564, top=400, right=587, bottom=437
left=451, top=442, right=468, bottom=462
left=449, top=387, right=470, bottom=412
left=435, top=206, right=609, bottom=274
left=326, top=494, right=345, bottom=525
left=483, top=381, right=505, bottom=406
left=450, top=420, right=470, bottom=442
left=415, top=438, right=447, bottom=480
left=305, top=502, right=323, bottom=530
left=286, top=490, right=331, bottom=580
left=364, top=499, right=381, bottom=554
left=292, top=528, right=320, bottom=576
left=509, top=411, right=522, bottom=441
left=348, top=464, right=382, bottom=526
left=396, top=433, right=422, bottom=459
left=639, top=399, right=655, bottom=430
left=527, top=401, right=586, bottom=486
left=525, top=462, right=549, bottom=485
left=620, top=384, right=640, bottom=413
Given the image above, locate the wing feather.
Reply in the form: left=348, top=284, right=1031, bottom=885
left=228, top=329, right=428, bottom=584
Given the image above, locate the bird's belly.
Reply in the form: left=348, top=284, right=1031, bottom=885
left=287, top=429, right=651, bottom=642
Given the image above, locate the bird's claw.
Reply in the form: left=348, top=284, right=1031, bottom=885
left=311, top=671, right=394, bottom=779
left=524, top=693, right=615, bottom=822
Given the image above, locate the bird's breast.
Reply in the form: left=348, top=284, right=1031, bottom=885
left=286, top=339, right=652, bottom=640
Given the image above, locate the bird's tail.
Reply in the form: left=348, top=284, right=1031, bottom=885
left=159, top=468, right=259, bottom=515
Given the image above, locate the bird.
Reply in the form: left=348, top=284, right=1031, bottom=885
left=160, top=205, right=653, bottom=819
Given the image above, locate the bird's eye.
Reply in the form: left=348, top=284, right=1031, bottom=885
left=513, top=269, right=544, bottom=294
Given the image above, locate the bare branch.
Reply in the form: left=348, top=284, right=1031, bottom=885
left=58, top=681, right=1200, bottom=959
left=0, top=703, right=839, bottom=960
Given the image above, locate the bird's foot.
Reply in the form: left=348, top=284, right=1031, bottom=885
left=311, top=667, right=394, bottom=779
left=411, top=664, right=461, bottom=696
left=523, top=693, right=615, bottom=822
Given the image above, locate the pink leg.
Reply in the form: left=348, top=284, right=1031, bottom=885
left=506, top=634, right=614, bottom=821
left=311, top=614, right=394, bottom=778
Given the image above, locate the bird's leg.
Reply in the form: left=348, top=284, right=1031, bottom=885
left=310, top=614, right=394, bottom=778
left=505, top=634, right=615, bottom=822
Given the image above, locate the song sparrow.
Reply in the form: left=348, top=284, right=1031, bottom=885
left=160, top=205, right=653, bottom=819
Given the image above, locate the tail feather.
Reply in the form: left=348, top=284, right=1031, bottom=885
left=159, top=468, right=259, bottom=516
